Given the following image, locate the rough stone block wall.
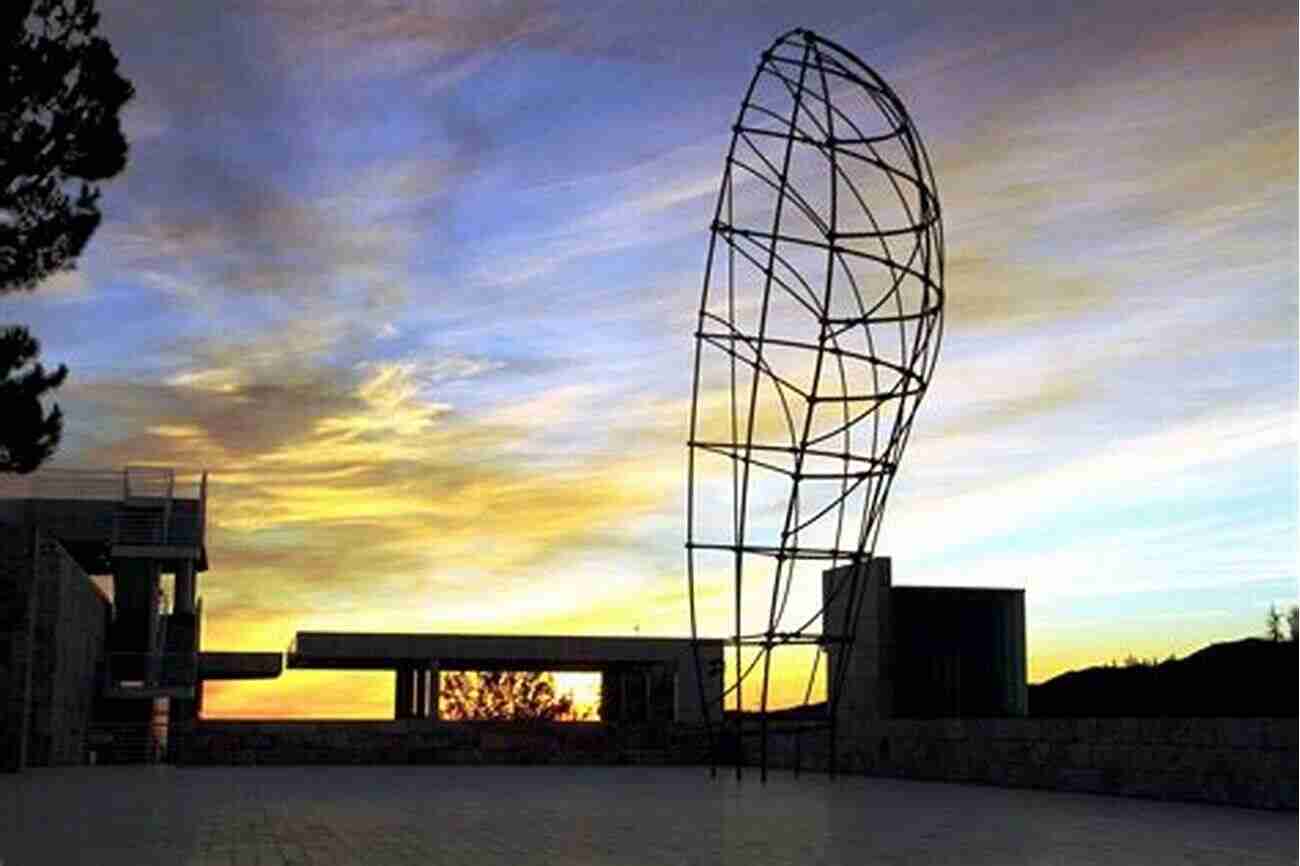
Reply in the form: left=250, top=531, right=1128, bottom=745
left=0, top=528, right=109, bottom=769
left=755, top=717, right=1297, bottom=810
left=27, top=536, right=108, bottom=765
left=0, top=527, right=37, bottom=772
left=175, top=720, right=707, bottom=767
left=161, top=716, right=1298, bottom=811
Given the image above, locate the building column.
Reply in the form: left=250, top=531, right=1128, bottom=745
left=822, top=557, right=893, bottom=739
left=173, top=560, right=196, bottom=615
left=112, top=558, right=161, bottom=654
left=414, top=666, right=427, bottom=719
left=428, top=663, right=440, bottom=720
left=395, top=665, right=412, bottom=719
left=109, top=558, right=162, bottom=690
left=599, top=667, right=616, bottom=722
left=166, top=558, right=199, bottom=754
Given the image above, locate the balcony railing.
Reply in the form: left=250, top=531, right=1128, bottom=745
left=0, top=466, right=209, bottom=550
left=0, top=468, right=127, bottom=500
left=0, top=466, right=206, bottom=503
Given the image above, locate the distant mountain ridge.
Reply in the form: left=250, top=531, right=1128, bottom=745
left=725, top=638, right=1297, bottom=721
left=1029, top=637, right=1298, bottom=718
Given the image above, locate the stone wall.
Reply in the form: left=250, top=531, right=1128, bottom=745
left=27, top=535, right=109, bottom=765
left=0, top=527, right=110, bottom=770
left=169, top=716, right=1296, bottom=810
left=0, top=527, right=38, bottom=772
left=175, top=720, right=711, bottom=767
left=754, top=717, right=1298, bottom=811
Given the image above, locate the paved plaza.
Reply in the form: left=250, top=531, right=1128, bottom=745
left=2, top=766, right=1295, bottom=865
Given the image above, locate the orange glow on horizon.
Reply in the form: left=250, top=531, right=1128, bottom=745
left=202, top=670, right=604, bottom=721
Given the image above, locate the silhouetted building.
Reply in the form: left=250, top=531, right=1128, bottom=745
left=288, top=632, right=724, bottom=724
left=1, top=467, right=722, bottom=771
left=823, top=557, right=1027, bottom=729
left=0, top=468, right=280, bottom=770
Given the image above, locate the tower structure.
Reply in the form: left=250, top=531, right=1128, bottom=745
left=0, top=467, right=208, bottom=761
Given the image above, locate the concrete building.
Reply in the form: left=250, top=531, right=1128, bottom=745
left=289, top=632, right=724, bottom=724
left=0, top=467, right=281, bottom=769
left=823, top=557, right=1027, bottom=732
left=1, top=466, right=723, bottom=770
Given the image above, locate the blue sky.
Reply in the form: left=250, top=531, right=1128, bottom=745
left=4, top=0, right=1295, bottom=716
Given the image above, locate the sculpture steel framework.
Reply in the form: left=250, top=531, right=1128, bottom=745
left=686, top=29, right=945, bottom=779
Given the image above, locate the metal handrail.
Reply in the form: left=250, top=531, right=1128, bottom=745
left=1, top=466, right=209, bottom=551
left=123, top=465, right=174, bottom=500
left=0, top=466, right=206, bottom=502
left=0, top=468, right=129, bottom=500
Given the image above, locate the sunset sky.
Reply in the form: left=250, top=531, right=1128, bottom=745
left=5, top=0, right=1295, bottom=717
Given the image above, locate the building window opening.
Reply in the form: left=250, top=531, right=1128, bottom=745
left=438, top=670, right=600, bottom=722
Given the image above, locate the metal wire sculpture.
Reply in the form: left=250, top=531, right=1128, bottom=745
left=686, top=28, right=944, bottom=780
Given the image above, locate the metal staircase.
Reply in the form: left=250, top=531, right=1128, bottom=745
left=114, top=466, right=174, bottom=545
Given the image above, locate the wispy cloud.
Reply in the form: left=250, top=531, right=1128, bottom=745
left=467, top=141, right=728, bottom=288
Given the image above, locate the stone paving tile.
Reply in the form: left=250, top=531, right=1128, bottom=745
left=1, top=765, right=1296, bottom=866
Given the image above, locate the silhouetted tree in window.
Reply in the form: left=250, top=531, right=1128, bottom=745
left=440, top=671, right=591, bottom=722
left=1287, top=605, right=1298, bottom=644
left=1, top=0, right=134, bottom=471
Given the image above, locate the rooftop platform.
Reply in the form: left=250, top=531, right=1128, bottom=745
left=199, top=652, right=284, bottom=680
left=0, top=467, right=208, bottom=572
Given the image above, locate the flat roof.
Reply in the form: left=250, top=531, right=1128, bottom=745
left=892, top=585, right=1025, bottom=595
left=288, top=631, right=724, bottom=672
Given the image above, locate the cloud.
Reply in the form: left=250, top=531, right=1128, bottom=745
left=234, top=0, right=832, bottom=80
left=911, top=4, right=1296, bottom=343
left=467, top=140, right=728, bottom=288
left=61, top=326, right=690, bottom=716
left=63, top=327, right=359, bottom=462
left=243, top=0, right=559, bottom=83
left=882, top=399, right=1295, bottom=572
left=943, top=254, right=1112, bottom=332
left=102, top=163, right=421, bottom=313
left=28, top=269, right=91, bottom=302
left=66, top=333, right=678, bottom=625
left=927, top=371, right=1087, bottom=440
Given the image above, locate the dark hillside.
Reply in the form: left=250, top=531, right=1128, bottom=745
left=1029, top=638, right=1297, bottom=717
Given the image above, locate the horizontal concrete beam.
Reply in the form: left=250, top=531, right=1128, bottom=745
left=199, top=652, right=283, bottom=680
left=289, top=632, right=723, bottom=671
